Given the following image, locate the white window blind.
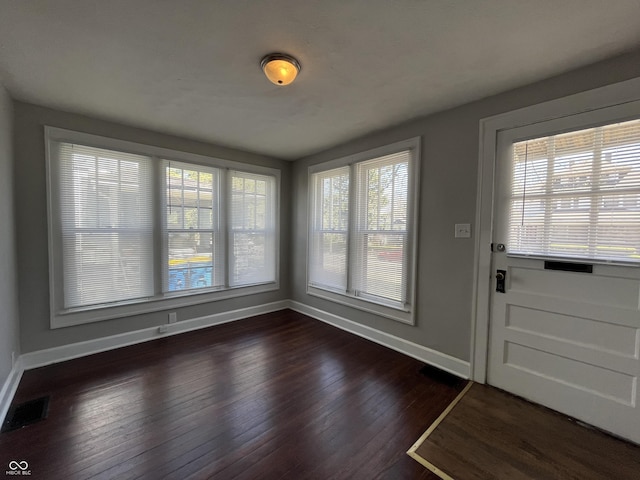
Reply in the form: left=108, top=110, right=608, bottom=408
left=309, top=167, right=350, bottom=291
left=164, top=161, right=223, bottom=292
left=509, top=118, right=640, bottom=263
left=353, top=152, right=409, bottom=304
left=229, top=171, right=276, bottom=286
left=57, top=143, right=154, bottom=308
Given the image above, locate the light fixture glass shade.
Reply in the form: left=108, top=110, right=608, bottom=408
left=261, top=54, right=301, bottom=86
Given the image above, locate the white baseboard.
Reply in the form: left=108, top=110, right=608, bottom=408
left=3, top=298, right=470, bottom=423
left=0, top=358, right=24, bottom=426
left=18, top=298, right=468, bottom=380
left=21, top=300, right=290, bottom=370
left=289, top=301, right=470, bottom=379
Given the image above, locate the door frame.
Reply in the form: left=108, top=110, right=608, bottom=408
left=470, top=76, right=640, bottom=383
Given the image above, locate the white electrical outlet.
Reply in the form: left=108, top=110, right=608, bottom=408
left=454, top=223, right=472, bottom=238
left=158, top=325, right=168, bottom=334
left=168, top=312, right=177, bottom=324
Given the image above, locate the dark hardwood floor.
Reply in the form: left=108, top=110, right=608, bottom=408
left=0, top=310, right=462, bottom=479
left=412, top=383, right=640, bottom=480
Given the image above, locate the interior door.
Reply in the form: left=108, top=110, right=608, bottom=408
left=487, top=106, right=640, bottom=444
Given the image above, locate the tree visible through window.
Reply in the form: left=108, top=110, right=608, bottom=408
left=308, top=139, right=418, bottom=318
left=354, top=156, right=408, bottom=303
left=309, top=167, right=349, bottom=291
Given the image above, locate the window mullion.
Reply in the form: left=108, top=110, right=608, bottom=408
left=346, top=164, right=357, bottom=295
left=222, top=169, right=230, bottom=289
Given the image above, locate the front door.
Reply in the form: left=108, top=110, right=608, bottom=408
left=487, top=106, right=640, bottom=444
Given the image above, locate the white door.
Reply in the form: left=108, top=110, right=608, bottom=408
left=488, top=104, right=640, bottom=444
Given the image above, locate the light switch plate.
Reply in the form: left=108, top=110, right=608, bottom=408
left=455, top=223, right=472, bottom=238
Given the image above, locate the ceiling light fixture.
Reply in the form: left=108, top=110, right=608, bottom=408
left=260, top=53, right=301, bottom=86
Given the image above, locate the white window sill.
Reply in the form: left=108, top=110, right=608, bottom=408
left=306, top=285, right=414, bottom=325
left=51, top=282, right=279, bottom=329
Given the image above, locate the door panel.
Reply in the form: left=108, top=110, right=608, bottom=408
left=488, top=114, right=640, bottom=444
left=489, top=254, right=640, bottom=442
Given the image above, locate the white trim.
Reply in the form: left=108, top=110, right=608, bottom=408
left=45, top=127, right=279, bottom=176
left=308, top=137, right=420, bottom=173
left=4, top=300, right=468, bottom=415
left=53, top=284, right=280, bottom=328
left=289, top=301, right=470, bottom=378
left=21, top=301, right=289, bottom=370
left=17, top=300, right=470, bottom=376
left=0, top=358, right=24, bottom=427
left=472, top=76, right=640, bottom=382
left=307, top=287, right=413, bottom=324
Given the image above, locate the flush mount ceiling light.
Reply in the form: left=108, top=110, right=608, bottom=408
left=260, top=53, right=301, bottom=86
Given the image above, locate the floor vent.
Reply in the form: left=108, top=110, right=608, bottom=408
left=1, top=396, right=50, bottom=433
left=419, top=365, right=465, bottom=389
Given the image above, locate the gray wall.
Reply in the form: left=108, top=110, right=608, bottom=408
left=291, top=50, right=640, bottom=362
left=14, top=102, right=292, bottom=353
left=10, top=49, right=640, bottom=361
left=0, top=84, right=20, bottom=382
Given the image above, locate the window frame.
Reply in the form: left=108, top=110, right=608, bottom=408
left=46, top=127, right=280, bottom=329
left=306, top=137, right=421, bottom=325
left=161, top=160, right=225, bottom=294
left=228, top=170, right=278, bottom=287
left=308, top=166, right=350, bottom=293
left=56, top=145, right=155, bottom=309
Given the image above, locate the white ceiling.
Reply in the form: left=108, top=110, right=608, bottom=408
left=1, top=1, right=640, bottom=160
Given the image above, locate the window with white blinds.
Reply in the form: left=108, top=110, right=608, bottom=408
left=354, top=153, right=409, bottom=303
left=309, top=166, right=349, bottom=291
left=229, top=171, right=276, bottom=286
left=47, top=128, right=279, bottom=326
left=57, top=143, right=154, bottom=308
left=308, top=138, right=419, bottom=323
left=508, top=118, right=640, bottom=263
left=164, top=161, right=224, bottom=293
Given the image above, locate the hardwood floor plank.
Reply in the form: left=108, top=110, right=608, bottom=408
left=413, top=383, right=640, bottom=480
left=0, top=310, right=460, bottom=479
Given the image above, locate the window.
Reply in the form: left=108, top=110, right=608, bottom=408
left=164, top=162, right=223, bottom=292
left=508, top=118, right=640, bottom=263
left=309, top=166, right=350, bottom=291
left=308, top=138, right=419, bottom=324
left=229, top=171, right=277, bottom=286
left=47, top=128, right=279, bottom=327
left=58, top=144, right=154, bottom=308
